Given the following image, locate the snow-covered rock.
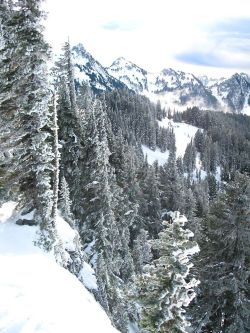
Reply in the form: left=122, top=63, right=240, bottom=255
left=107, top=57, right=148, bottom=93
left=72, top=43, right=126, bottom=93
left=209, top=73, right=250, bottom=114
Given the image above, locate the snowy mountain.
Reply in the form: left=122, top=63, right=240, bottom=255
left=72, top=44, right=127, bottom=93
left=108, top=58, right=250, bottom=114
left=107, top=60, right=218, bottom=110
left=72, top=43, right=250, bottom=114
left=210, top=73, right=250, bottom=114
left=107, top=57, right=148, bottom=93
left=150, top=68, right=218, bottom=110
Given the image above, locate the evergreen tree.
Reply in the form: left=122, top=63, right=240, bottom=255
left=135, top=214, right=199, bottom=333
left=142, top=163, right=162, bottom=237
left=191, top=172, right=250, bottom=333
left=80, top=99, right=134, bottom=331
left=160, top=150, right=185, bottom=213
left=59, top=176, right=74, bottom=227
left=0, top=0, right=56, bottom=249
left=183, top=140, right=196, bottom=174
left=132, top=229, right=152, bottom=274
left=207, top=173, right=217, bottom=201
left=194, top=181, right=209, bottom=218
left=54, top=41, right=82, bottom=222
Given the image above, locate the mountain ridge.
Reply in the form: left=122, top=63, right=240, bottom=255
left=72, top=43, right=250, bottom=114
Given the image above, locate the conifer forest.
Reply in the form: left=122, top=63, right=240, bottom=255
left=0, top=1, right=249, bottom=333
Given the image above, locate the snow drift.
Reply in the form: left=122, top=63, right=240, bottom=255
left=0, top=202, right=119, bottom=333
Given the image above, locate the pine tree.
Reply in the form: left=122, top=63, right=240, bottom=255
left=0, top=0, right=56, bottom=249
left=80, top=99, right=134, bottom=331
left=142, top=163, right=162, bottom=238
left=132, top=229, right=152, bottom=274
left=54, top=41, right=82, bottom=222
left=190, top=172, right=250, bottom=333
left=59, top=176, right=74, bottom=227
left=160, top=150, right=185, bottom=213
left=135, top=214, right=199, bottom=333
left=183, top=140, right=196, bottom=174
left=52, top=91, right=60, bottom=227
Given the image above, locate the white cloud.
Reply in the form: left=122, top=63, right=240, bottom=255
left=43, top=0, right=250, bottom=77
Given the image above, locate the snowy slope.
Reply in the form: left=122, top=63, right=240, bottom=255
left=142, top=145, right=169, bottom=166
left=158, top=118, right=200, bottom=157
left=142, top=118, right=200, bottom=166
left=0, top=202, right=119, bottom=333
left=107, top=58, right=219, bottom=110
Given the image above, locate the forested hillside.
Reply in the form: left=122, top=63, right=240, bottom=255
left=0, top=1, right=250, bottom=333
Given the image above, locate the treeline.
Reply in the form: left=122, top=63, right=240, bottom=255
left=105, top=90, right=176, bottom=152
left=173, top=107, right=250, bottom=178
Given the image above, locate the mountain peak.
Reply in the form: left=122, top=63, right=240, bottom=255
left=112, top=56, right=127, bottom=64
left=110, top=57, right=147, bottom=74
left=72, top=44, right=127, bottom=92
left=107, top=57, right=148, bottom=93
left=161, top=68, right=178, bottom=76
left=72, top=43, right=89, bottom=56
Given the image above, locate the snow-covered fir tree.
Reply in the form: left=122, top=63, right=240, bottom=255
left=135, top=213, right=199, bottom=333
left=53, top=41, right=82, bottom=223
left=190, top=172, right=250, bottom=333
left=0, top=0, right=56, bottom=249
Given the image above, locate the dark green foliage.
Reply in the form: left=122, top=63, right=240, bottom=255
left=176, top=107, right=250, bottom=177
left=160, top=151, right=185, bottom=213
left=53, top=41, right=83, bottom=223
left=183, top=140, right=196, bottom=174
left=105, top=90, right=170, bottom=152
left=190, top=173, right=250, bottom=332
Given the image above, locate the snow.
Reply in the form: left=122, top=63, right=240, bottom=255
left=184, top=244, right=200, bottom=256
left=0, top=202, right=17, bottom=223
left=56, top=214, right=77, bottom=252
left=0, top=202, right=119, bottom=333
left=158, top=118, right=201, bottom=157
left=142, top=119, right=213, bottom=183
left=79, top=262, right=98, bottom=290
left=211, top=86, right=231, bottom=113
left=72, top=52, right=88, bottom=67
left=242, top=91, right=250, bottom=115
left=141, top=119, right=202, bottom=170
left=215, top=166, right=221, bottom=182
left=142, top=145, right=169, bottom=166
left=189, top=153, right=207, bottom=182
left=74, top=67, right=90, bottom=83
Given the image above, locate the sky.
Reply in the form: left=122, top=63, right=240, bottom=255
left=44, top=0, right=250, bottom=78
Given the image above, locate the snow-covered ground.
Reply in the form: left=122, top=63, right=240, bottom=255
left=0, top=202, right=119, bottom=333
left=142, top=118, right=201, bottom=166
left=190, top=153, right=207, bottom=181
left=158, top=118, right=200, bottom=158
left=242, top=91, right=250, bottom=116
left=142, top=145, right=169, bottom=166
